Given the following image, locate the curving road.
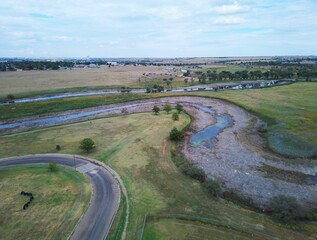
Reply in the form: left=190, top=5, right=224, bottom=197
left=0, top=154, right=121, bottom=240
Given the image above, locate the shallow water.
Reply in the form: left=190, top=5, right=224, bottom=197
left=190, top=114, right=233, bottom=149
left=305, top=175, right=317, bottom=185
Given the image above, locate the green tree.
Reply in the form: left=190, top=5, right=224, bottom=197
left=7, top=94, right=15, bottom=100
left=203, top=178, right=221, bottom=197
left=163, top=104, right=172, bottom=113
left=79, top=138, right=96, bottom=152
left=172, top=112, right=179, bottom=121
left=169, top=127, right=183, bottom=141
left=176, top=103, right=183, bottom=113
left=152, top=105, right=160, bottom=115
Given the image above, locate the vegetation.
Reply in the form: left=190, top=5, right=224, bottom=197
left=163, top=104, right=172, bottom=113
left=0, top=165, right=91, bottom=240
left=203, top=178, right=222, bottom=198
left=0, top=113, right=314, bottom=239
left=172, top=112, right=179, bottom=121
left=79, top=138, right=96, bottom=152
left=152, top=105, right=160, bottom=115
left=48, top=162, right=57, bottom=171
left=0, top=61, right=74, bottom=71
left=169, top=127, right=183, bottom=141
left=268, top=195, right=310, bottom=223
left=176, top=103, right=183, bottom=113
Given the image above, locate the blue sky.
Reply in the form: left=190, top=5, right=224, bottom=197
left=0, top=0, right=316, bottom=57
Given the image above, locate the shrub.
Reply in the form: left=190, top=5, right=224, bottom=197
left=7, top=94, right=15, bottom=100
left=48, top=162, right=57, bottom=172
left=203, top=178, right=222, bottom=197
left=268, top=195, right=309, bottom=222
left=172, top=112, right=179, bottom=121
left=181, top=164, right=206, bottom=183
left=169, top=127, right=183, bottom=141
left=176, top=103, right=183, bottom=113
left=163, top=104, right=172, bottom=113
left=223, top=191, right=257, bottom=209
left=55, top=145, right=61, bottom=151
left=152, top=105, right=160, bottom=115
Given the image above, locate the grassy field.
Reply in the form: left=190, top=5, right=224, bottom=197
left=0, top=65, right=166, bottom=97
left=0, top=112, right=314, bottom=239
left=0, top=165, right=91, bottom=240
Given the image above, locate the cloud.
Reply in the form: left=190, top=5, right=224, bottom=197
left=0, top=0, right=316, bottom=57
left=213, top=16, right=247, bottom=25
left=211, top=2, right=250, bottom=14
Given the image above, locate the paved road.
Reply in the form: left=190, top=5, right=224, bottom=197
left=0, top=154, right=120, bottom=240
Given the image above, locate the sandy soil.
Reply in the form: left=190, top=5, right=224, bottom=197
left=1, top=96, right=316, bottom=207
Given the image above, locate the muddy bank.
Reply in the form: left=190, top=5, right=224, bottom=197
left=0, top=96, right=316, bottom=207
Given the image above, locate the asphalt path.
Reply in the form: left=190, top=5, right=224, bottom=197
left=0, top=154, right=120, bottom=240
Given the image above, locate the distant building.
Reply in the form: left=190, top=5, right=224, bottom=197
left=107, top=61, right=118, bottom=66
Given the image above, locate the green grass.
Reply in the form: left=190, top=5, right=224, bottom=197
left=143, top=218, right=262, bottom=240
left=0, top=112, right=314, bottom=239
left=0, top=164, right=91, bottom=240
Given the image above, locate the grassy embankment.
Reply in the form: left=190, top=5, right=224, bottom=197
left=0, top=112, right=315, bottom=239
left=0, top=82, right=316, bottom=157
left=0, top=165, right=91, bottom=240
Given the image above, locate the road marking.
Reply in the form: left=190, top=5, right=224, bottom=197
left=76, top=163, right=97, bottom=173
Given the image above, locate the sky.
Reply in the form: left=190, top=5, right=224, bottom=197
left=0, top=0, right=316, bottom=58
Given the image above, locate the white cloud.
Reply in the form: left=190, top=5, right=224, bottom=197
left=213, top=16, right=247, bottom=25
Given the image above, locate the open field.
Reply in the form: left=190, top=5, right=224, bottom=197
left=0, top=165, right=91, bottom=240
left=0, top=65, right=167, bottom=97
left=0, top=112, right=314, bottom=239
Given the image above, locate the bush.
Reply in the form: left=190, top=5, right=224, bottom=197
left=152, top=105, right=160, bottom=115
left=169, top=127, right=183, bottom=141
left=176, top=103, right=183, bottom=113
left=163, top=104, right=172, bottom=113
left=7, top=94, right=15, bottom=100
left=79, top=138, right=96, bottom=152
left=55, top=145, right=61, bottom=151
left=172, top=112, right=179, bottom=121
left=203, top=178, right=222, bottom=197
left=268, top=195, right=309, bottom=222
left=48, top=162, right=57, bottom=171
left=223, top=191, right=257, bottom=209
left=181, top=164, right=206, bottom=183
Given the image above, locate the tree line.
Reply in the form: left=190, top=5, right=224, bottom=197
left=0, top=61, right=74, bottom=71
left=196, top=67, right=317, bottom=83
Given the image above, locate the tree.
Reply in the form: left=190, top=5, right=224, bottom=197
left=172, top=112, right=179, bottom=121
left=169, top=127, right=183, bottom=141
left=7, top=94, right=15, bottom=100
left=152, top=105, right=160, bottom=115
left=268, top=195, right=309, bottom=222
left=55, top=145, right=61, bottom=151
left=176, top=103, right=183, bottom=113
left=48, top=162, right=57, bottom=171
left=163, top=104, right=172, bottom=113
left=203, top=178, right=221, bottom=197
left=79, top=138, right=96, bottom=152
